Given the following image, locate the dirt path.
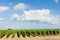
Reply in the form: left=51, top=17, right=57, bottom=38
left=0, top=34, right=60, bottom=40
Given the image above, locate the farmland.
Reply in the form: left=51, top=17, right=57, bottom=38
left=0, top=29, right=60, bottom=38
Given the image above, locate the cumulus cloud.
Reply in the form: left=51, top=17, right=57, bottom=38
left=54, top=0, right=59, bottom=3
left=13, top=3, right=27, bottom=10
left=0, top=6, right=9, bottom=12
left=11, top=9, right=60, bottom=24
left=11, top=13, right=20, bottom=20
left=23, top=9, right=60, bottom=24
left=11, top=13, right=24, bottom=20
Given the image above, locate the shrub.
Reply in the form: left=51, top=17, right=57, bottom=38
left=26, top=30, right=31, bottom=37
left=0, top=29, right=60, bottom=38
left=17, top=30, right=21, bottom=37
left=12, top=30, right=16, bottom=38
left=5, top=30, right=12, bottom=38
left=21, top=30, right=26, bottom=37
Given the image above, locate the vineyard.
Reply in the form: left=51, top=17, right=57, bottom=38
left=0, top=29, right=60, bottom=38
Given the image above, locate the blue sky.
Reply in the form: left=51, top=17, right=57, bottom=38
left=0, top=0, right=60, bottom=29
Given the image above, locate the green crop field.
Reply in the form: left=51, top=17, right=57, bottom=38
left=0, top=29, right=60, bottom=38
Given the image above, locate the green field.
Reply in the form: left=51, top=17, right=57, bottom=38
left=0, top=29, right=60, bottom=38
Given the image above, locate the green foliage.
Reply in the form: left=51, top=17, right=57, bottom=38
left=17, top=30, right=21, bottom=37
left=5, top=30, right=12, bottom=38
left=26, top=30, right=31, bottom=37
left=0, top=30, right=5, bottom=38
left=11, top=30, right=16, bottom=38
left=21, top=30, right=26, bottom=37
left=0, top=29, right=60, bottom=38
left=36, top=30, right=41, bottom=36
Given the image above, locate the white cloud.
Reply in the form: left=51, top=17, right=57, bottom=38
left=54, top=0, right=59, bottom=3
left=23, top=9, right=60, bottom=24
left=0, top=17, right=4, bottom=21
left=11, top=13, right=24, bottom=20
left=11, top=13, right=20, bottom=20
left=13, top=3, right=27, bottom=10
left=0, top=22, right=2, bottom=24
left=0, top=6, right=9, bottom=12
left=11, top=9, right=60, bottom=24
